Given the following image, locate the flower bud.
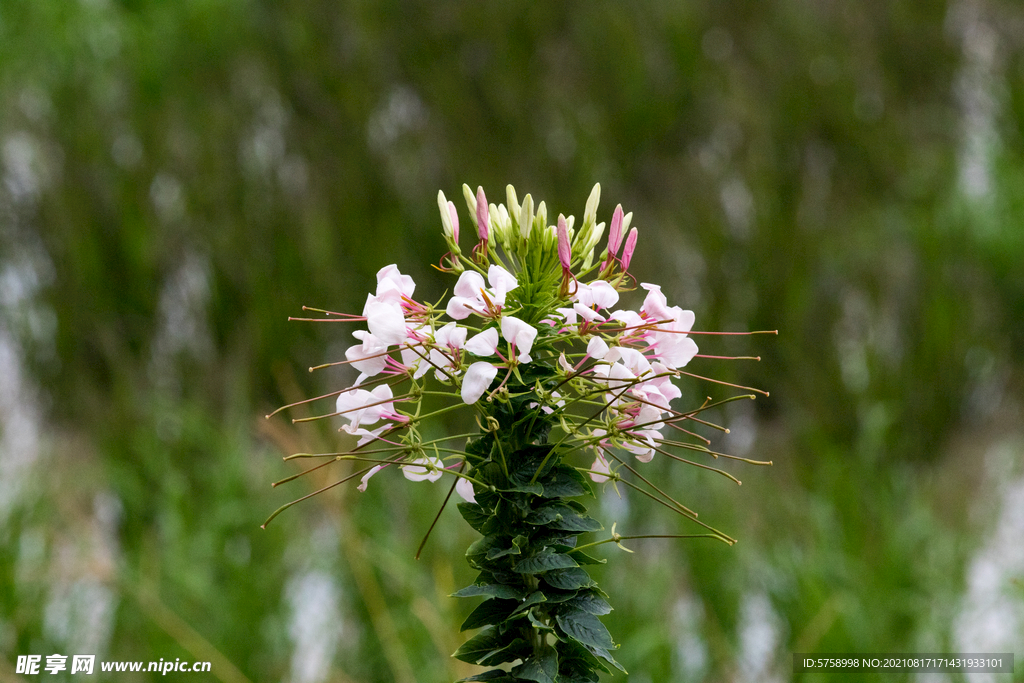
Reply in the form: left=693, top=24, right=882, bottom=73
left=557, top=214, right=571, bottom=271
left=519, top=193, right=534, bottom=238
left=621, top=227, right=639, bottom=271
left=476, top=186, right=490, bottom=242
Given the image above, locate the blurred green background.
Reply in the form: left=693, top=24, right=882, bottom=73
left=1, top=1, right=1023, bottom=681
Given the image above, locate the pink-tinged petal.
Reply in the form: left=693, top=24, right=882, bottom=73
left=573, top=303, right=606, bottom=323
left=558, top=352, right=574, bottom=374
left=375, top=264, right=416, bottom=299
left=475, top=186, right=489, bottom=241
left=590, top=452, right=612, bottom=483
left=557, top=214, right=571, bottom=270
left=357, top=464, right=386, bottom=492
left=607, top=204, right=625, bottom=256
left=466, top=327, right=499, bottom=356
left=556, top=307, right=578, bottom=325
left=487, top=264, right=519, bottom=297
left=500, top=316, right=538, bottom=358
left=587, top=336, right=610, bottom=359
left=345, top=331, right=388, bottom=376
left=455, top=477, right=476, bottom=503
left=364, top=299, right=407, bottom=346
left=640, top=283, right=672, bottom=320
left=461, top=361, right=498, bottom=404
left=588, top=281, right=619, bottom=310
left=621, top=227, right=639, bottom=270
left=448, top=201, right=460, bottom=242
left=454, top=270, right=486, bottom=298
left=402, top=456, right=445, bottom=483
left=608, top=309, right=643, bottom=327
left=434, top=322, right=464, bottom=349
left=446, top=296, right=477, bottom=320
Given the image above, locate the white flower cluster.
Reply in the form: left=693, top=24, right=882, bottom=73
left=318, top=183, right=702, bottom=497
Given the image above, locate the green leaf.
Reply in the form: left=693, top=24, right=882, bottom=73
left=507, top=444, right=558, bottom=486
left=542, top=568, right=593, bottom=591
left=513, top=550, right=579, bottom=574
left=479, top=638, right=533, bottom=667
left=458, top=670, right=516, bottom=682
left=452, top=574, right=528, bottom=600
left=539, top=465, right=591, bottom=498
left=458, top=503, right=491, bottom=533
left=554, top=609, right=615, bottom=650
left=526, top=503, right=602, bottom=532
left=512, top=591, right=547, bottom=615
left=486, top=534, right=527, bottom=560
left=556, top=639, right=608, bottom=677
left=588, top=645, right=626, bottom=673
left=452, top=628, right=509, bottom=664
left=460, top=598, right=520, bottom=632
left=566, top=591, right=612, bottom=615
left=567, top=550, right=606, bottom=566
left=512, top=648, right=558, bottom=683
left=496, top=481, right=545, bottom=495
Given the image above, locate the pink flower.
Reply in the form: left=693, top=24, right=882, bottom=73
left=461, top=361, right=499, bottom=404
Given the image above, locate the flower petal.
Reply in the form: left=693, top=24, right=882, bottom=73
left=461, top=361, right=498, bottom=404
left=466, top=327, right=499, bottom=356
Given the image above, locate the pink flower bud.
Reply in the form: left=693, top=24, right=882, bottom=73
left=475, top=186, right=489, bottom=242
left=621, top=227, right=638, bottom=271
left=448, top=201, right=459, bottom=243
left=607, top=204, right=625, bottom=256
left=557, top=214, right=571, bottom=271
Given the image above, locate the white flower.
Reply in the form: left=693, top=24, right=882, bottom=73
left=345, top=330, right=388, bottom=376
left=375, top=264, right=416, bottom=301
left=455, top=477, right=476, bottom=503
left=336, top=384, right=395, bottom=428
left=429, top=322, right=467, bottom=379
left=587, top=336, right=609, bottom=360
left=500, top=315, right=537, bottom=362
left=357, top=464, right=386, bottom=492
left=465, top=327, right=499, bottom=356
left=446, top=266, right=519, bottom=320
left=590, top=452, right=612, bottom=483
left=575, top=280, right=619, bottom=310
left=402, top=456, right=445, bottom=483
left=461, top=361, right=499, bottom=404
